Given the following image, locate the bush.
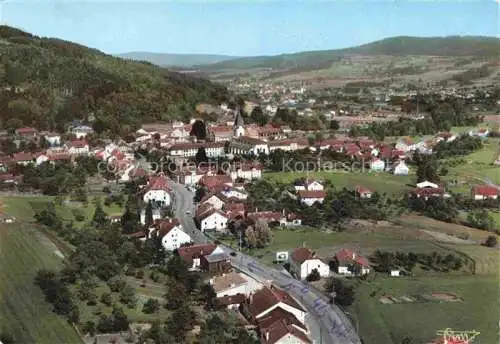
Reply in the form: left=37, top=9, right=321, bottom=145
left=484, top=235, right=497, bottom=248
left=72, top=208, right=85, bottom=222
left=135, top=270, right=144, bottom=279
left=306, top=269, right=321, bottom=282
left=100, top=292, right=112, bottom=306
left=142, top=298, right=160, bottom=314
left=107, top=276, right=126, bottom=293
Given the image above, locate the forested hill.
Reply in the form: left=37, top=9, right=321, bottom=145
left=197, top=36, right=500, bottom=71
left=0, top=26, right=230, bottom=136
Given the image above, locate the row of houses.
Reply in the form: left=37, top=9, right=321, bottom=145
left=174, top=243, right=313, bottom=344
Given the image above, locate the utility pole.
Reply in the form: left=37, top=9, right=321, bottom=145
left=239, top=230, right=242, bottom=252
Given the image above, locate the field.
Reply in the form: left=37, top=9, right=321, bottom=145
left=0, top=223, right=83, bottom=344
left=352, top=276, right=499, bottom=344
left=264, top=171, right=412, bottom=196
left=228, top=226, right=473, bottom=272
left=443, top=137, right=500, bottom=188
left=0, top=196, right=123, bottom=227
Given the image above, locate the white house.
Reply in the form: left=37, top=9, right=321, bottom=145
left=289, top=247, right=330, bottom=280
left=334, top=248, right=371, bottom=276
left=248, top=285, right=307, bottom=325
left=294, top=180, right=324, bottom=192
left=66, top=140, right=90, bottom=155
left=469, top=128, right=489, bottom=138
left=139, top=207, right=162, bottom=225
left=355, top=185, right=373, bottom=199
left=201, top=194, right=226, bottom=210
left=228, top=136, right=269, bottom=156
left=210, top=271, right=249, bottom=298
left=142, top=175, right=171, bottom=206
left=416, top=180, right=439, bottom=189
left=219, top=186, right=247, bottom=200
left=370, top=158, right=385, bottom=172
left=152, top=219, right=192, bottom=251
left=44, top=133, right=61, bottom=146
left=229, top=165, right=263, bottom=181
left=71, top=124, right=94, bottom=139
left=471, top=185, right=499, bottom=200
left=395, top=137, right=415, bottom=153
left=297, top=190, right=326, bottom=206
left=393, top=160, right=409, bottom=176
left=196, top=209, right=228, bottom=232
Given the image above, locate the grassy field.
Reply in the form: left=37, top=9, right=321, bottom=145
left=441, top=244, right=500, bottom=275
left=1, top=196, right=123, bottom=227
left=0, top=223, right=83, bottom=344
left=443, top=137, right=500, bottom=188
left=352, top=276, right=499, bottom=344
left=229, top=227, right=469, bottom=271
left=264, top=171, right=413, bottom=196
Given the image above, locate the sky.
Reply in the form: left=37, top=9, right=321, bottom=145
left=2, top=0, right=499, bottom=56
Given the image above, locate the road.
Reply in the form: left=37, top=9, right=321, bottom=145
left=168, top=181, right=361, bottom=344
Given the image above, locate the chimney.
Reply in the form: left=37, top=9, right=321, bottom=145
left=265, top=330, right=270, bottom=342
left=352, top=251, right=356, bottom=260
left=249, top=292, right=254, bottom=304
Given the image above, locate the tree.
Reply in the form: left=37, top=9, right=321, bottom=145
left=0, top=331, right=15, bottom=344
left=164, top=280, right=188, bottom=310
left=142, top=298, right=160, bottom=314
left=332, top=278, right=355, bottom=307
left=190, top=120, right=207, bottom=140
left=195, top=147, right=208, bottom=164
left=200, top=283, right=217, bottom=310
left=92, top=198, right=108, bottom=227
left=121, top=194, right=140, bottom=234
left=484, top=235, right=497, bottom=248
left=414, top=151, right=440, bottom=183
left=165, top=305, right=196, bottom=342
left=119, top=285, right=136, bottom=307
left=254, top=219, right=272, bottom=248
left=245, top=227, right=258, bottom=248
left=144, top=201, right=154, bottom=229
left=306, top=268, right=321, bottom=282
left=250, top=106, right=268, bottom=126
left=111, top=307, right=129, bottom=331
left=330, top=120, right=340, bottom=131
left=100, top=292, right=112, bottom=306
left=467, top=209, right=495, bottom=230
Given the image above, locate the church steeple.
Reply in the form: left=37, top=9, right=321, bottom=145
left=233, top=106, right=245, bottom=137
left=233, top=106, right=244, bottom=128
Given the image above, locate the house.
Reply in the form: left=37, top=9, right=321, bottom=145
left=297, top=190, right=326, bottom=206
left=209, top=271, right=255, bottom=307
left=44, top=133, right=61, bottom=146
left=334, top=248, right=370, bottom=276
left=289, top=247, right=329, bottom=280
left=15, top=127, right=38, bottom=138
left=416, top=180, right=439, bottom=189
left=279, top=212, right=302, bottom=227
left=228, top=136, right=269, bottom=156
left=71, top=124, right=94, bottom=138
left=228, top=163, right=263, bottom=181
left=200, top=193, right=226, bottom=210
left=208, top=125, right=234, bottom=142
left=216, top=293, right=246, bottom=311
left=142, top=175, right=171, bottom=206
left=12, top=152, right=33, bottom=165
left=471, top=185, right=499, bottom=200
left=259, top=316, right=312, bottom=344
left=177, top=243, right=224, bottom=270
left=196, top=208, right=229, bottom=232
left=395, top=137, right=415, bottom=152
left=293, top=179, right=324, bottom=192
left=435, top=132, right=457, bottom=143
left=370, top=158, right=385, bottom=172
left=246, top=285, right=307, bottom=324
left=355, top=185, right=373, bottom=199
left=200, top=252, right=232, bottom=274
left=66, top=140, right=89, bottom=155
left=151, top=218, right=191, bottom=251
left=469, top=128, right=489, bottom=138
left=198, top=174, right=233, bottom=191
left=393, top=160, right=409, bottom=176
left=139, top=207, right=162, bottom=225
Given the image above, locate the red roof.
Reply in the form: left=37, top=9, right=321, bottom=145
left=412, top=187, right=445, bottom=197
left=247, top=211, right=282, bottom=223
left=13, top=152, right=33, bottom=162
left=154, top=218, right=180, bottom=238
left=146, top=174, right=170, bottom=191
left=291, top=247, right=315, bottom=264
left=199, top=174, right=232, bottom=190
left=472, top=185, right=498, bottom=197
left=15, top=127, right=37, bottom=134
left=249, top=286, right=305, bottom=318
left=335, top=248, right=370, bottom=267
left=261, top=319, right=312, bottom=344
left=177, top=243, right=218, bottom=264
left=297, top=190, right=326, bottom=199
left=257, top=308, right=307, bottom=333
left=68, top=140, right=88, bottom=148
left=355, top=185, right=373, bottom=195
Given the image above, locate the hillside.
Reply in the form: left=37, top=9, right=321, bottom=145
left=0, top=26, right=229, bottom=135
left=196, top=36, right=500, bottom=72
left=117, top=51, right=238, bottom=67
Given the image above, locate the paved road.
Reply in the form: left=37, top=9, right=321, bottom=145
left=168, top=181, right=361, bottom=344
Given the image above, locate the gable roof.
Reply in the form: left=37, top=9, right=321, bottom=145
left=291, top=247, right=315, bottom=264
left=472, top=185, right=499, bottom=197
left=177, top=243, right=218, bottom=264
left=261, top=319, right=312, bottom=344
left=257, top=307, right=307, bottom=334
left=210, top=271, right=247, bottom=293
left=199, top=174, right=233, bottom=189
left=154, top=218, right=181, bottom=238
left=249, top=286, right=305, bottom=318
left=68, top=140, right=88, bottom=148
left=195, top=208, right=228, bottom=222
left=297, top=190, right=326, bottom=199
